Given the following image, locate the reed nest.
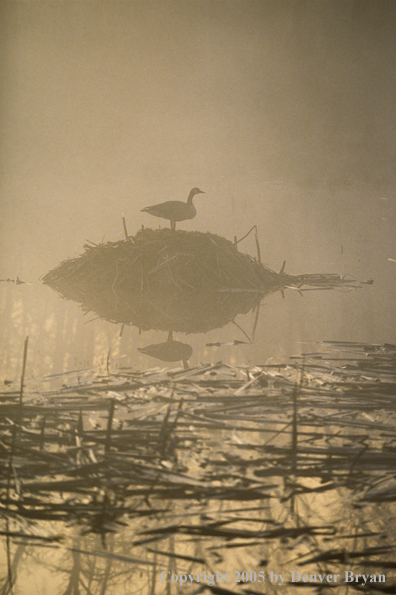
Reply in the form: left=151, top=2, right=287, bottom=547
left=42, top=228, right=284, bottom=333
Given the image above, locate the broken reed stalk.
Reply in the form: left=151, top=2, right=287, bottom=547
left=164, top=399, right=184, bottom=454
left=149, top=549, right=158, bottom=595
left=231, top=319, right=252, bottom=343
left=106, top=347, right=111, bottom=376
left=8, top=336, right=29, bottom=481
left=158, top=403, right=173, bottom=456
left=251, top=299, right=261, bottom=341
left=5, top=532, right=13, bottom=594
left=254, top=225, right=261, bottom=264
left=39, top=416, right=47, bottom=451
left=122, top=213, right=128, bottom=239
left=290, top=361, right=305, bottom=512
left=234, top=225, right=257, bottom=247
left=105, top=399, right=115, bottom=454
left=291, top=372, right=301, bottom=470
left=4, top=337, right=29, bottom=591
left=234, top=224, right=261, bottom=262
left=19, top=337, right=29, bottom=410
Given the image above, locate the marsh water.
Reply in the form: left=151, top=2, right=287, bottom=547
left=1, top=2, right=396, bottom=594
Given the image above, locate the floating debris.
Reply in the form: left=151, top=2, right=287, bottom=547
left=1, top=341, right=396, bottom=593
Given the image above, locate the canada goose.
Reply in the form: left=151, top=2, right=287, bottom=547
left=138, top=332, right=193, bottom=369
left=141, top=187, right=204, bottom=230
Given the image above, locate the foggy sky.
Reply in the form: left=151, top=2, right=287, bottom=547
left=1, top=0, right=396, bottom=276
left=1, top=0, right=396, bottom=371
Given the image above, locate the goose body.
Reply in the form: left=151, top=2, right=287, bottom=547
left=141, top=187, right=204, bottom=230
left=138, top=332, right=192, bottom=369
left=138, top=340, right=193, bottom=363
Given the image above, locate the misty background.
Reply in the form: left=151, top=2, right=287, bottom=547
left=1, top=0, right=395, bottom=375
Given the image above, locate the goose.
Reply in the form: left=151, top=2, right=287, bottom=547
left=141, top=187, right=204, bottom=230
left=138, top=332, right=193, bottom=369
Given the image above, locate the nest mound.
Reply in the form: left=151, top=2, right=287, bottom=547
left=42, top=228, right=283, bottom=333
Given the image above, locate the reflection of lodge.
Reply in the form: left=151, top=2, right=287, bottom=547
left=42, top=228, right=370, bottom=335
left=43, top=228, right=279, bottom=333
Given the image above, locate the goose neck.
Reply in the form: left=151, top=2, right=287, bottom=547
left=187, top=189, right=195, bottom=204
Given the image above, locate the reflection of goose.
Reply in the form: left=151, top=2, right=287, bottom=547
left=141, top=188, right=204, bottom=230
left=138, top=332, right=193, bottom=369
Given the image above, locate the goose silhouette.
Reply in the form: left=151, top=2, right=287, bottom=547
left=141, top=188, right=204, bottom=230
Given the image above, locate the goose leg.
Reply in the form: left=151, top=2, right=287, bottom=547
left=171, top=220, right=176, bottom=231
